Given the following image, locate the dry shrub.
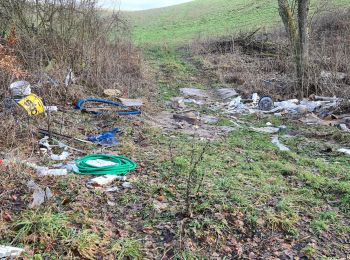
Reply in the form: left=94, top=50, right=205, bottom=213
left=190, top=30, right=295, bottom=99
left=223, top=72, right=245, bottom=85
left=0, top=0, right=150, bottom=103
left=308, top=9, right=350, bottom=96
left=190, top=8, right=350, bottom=99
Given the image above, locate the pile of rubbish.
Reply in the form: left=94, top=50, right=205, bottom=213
left=230, top=94, right=350, bottom=132
left=258, top=95, right=350, bottom=132
left=223, top=92, right=349, bottom=127
left=170, top=87, right=350, bottom=133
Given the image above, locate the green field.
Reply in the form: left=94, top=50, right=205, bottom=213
left=125, top=0, right=349, bottom=45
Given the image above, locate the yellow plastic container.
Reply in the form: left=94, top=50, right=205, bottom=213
left=18, top=94, right=45, bottom=116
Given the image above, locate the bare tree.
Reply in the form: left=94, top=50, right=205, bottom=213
left=278, top=0, right=310, bottom=97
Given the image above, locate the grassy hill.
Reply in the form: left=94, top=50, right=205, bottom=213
left=125, top=0, right=349, bottom=45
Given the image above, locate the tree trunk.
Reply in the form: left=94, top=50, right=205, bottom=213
left=298, top=0, right=310, bottom=60
left=278, top=0, right=310, bottom=98
left=297, top=0, right=310, bottom=96
left=278, top=0, right=298, bottom=44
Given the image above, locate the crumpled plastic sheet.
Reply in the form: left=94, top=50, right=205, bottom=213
left=27, top=180, right=53, bottom=208
left=271, top=136, right=290, bottom=151
left=0, top=245, right=24, bottom=258
left=39, top=136, right=71, bottom=161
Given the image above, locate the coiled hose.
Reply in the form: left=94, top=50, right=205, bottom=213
left=76, top=98, right=141, bottom=115
left=75, top=154, right=136, bottom=175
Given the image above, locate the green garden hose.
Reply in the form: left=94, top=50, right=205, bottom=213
left=74, top=154, right=136, bottom=175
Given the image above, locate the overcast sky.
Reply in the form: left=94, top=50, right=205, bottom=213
left=99, top=0, right=193, bottom=10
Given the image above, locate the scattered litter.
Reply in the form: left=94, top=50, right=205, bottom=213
left=18, top=94, right=45, bottom=116
left=171, top=97, right=205, bottom=109
left=86, top=159, right=117, bottom=167
left=171, top=97, right=187, bottom=109
left=75, top=154, right=136, bottom=175
left=39, top=136, right=52, bottom=150
left=338, top=124, right=350, bottom=132
left=77, top=98, right=141, bottom=115
left=39, top=136, right=71, bottom=161
left=45, top=187, right=53, bottom=199
left=104, top=187, right=119, bottom=192
left=173, top=112, right=200, bottom=125
left=87, top=128, right=120, bottom=146
left=51, top=151, right=71, bottom=161
left=88, top=134, right=119, bottom=146
left=252, top=93, right=260, bottom=104
left=300, top=114, right=324, bottom=125
left=338, top=148, right=350, bottom=156
left=39, top=148, right=48, bottom=156
left=266, top=122, right=272, bottom=126
left=61, top=162, right=80, bottom=172
left=44, top=106, right=58, bottom=113
left=270, top=98, right=326, bottom=114
left=320, top=71, right=347, bottom=81
left=65, top=69, right=76, bottom=87
left=107, top=200, right=117, bottom=206
left=122, top=182, right=133, bottom=189
left=0, top=245, right=24, bottom=258
left=103, top=88, right=122, bottom=97
left=118, top=98, right=143, bottom=107
left=27, top=180, right=53, bottom=208
left=36, top=167, right=68, bottom=176
left=39, top=129, right=93, bottom=145
left=1, top=160, right=66, bottom=177
left=180, top=88, right=209, bottom=98
left=299, top=100, right=322, bottom=112
left=262, top=107, right=284, bottom=114
left=251, top=127, right=280, bottom=134
left=228, top=96, right=242, bottom=108
left=258, top=96, right=274, bottom=111
left=271, top=136, right=290, bottom=151
left=86, top=175, right=126, bottom=189
left=9, top=80, right=31, bottom=99
left=299, top=113, right=348, bottom=127
left=274, top=99, right=299, bottom=112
